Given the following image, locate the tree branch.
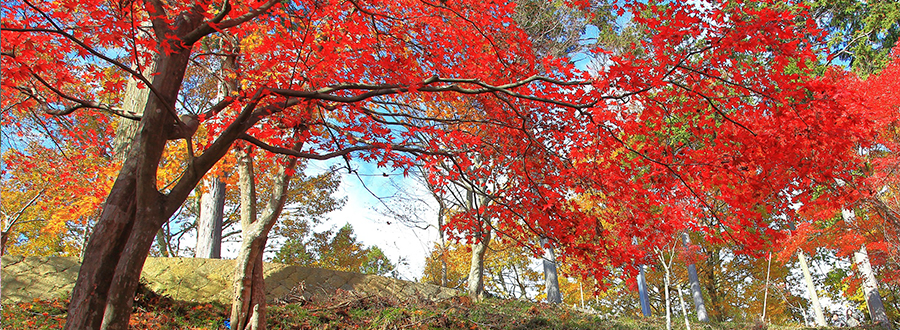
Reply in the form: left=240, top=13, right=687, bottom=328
left=218, top=0, right=280, bottom=28
left=239, top=133, right=450, bottom=160
left=667, top=80, right=757, bottom=136
left=269, top=75, right=620, bottom=110
left=16, top=0, right=174, bottom=118
left=2, top=187, right=47, bottom=232
left=17, top=79, right=142, bottom=120
left=181, top=0, right=233, bottom=44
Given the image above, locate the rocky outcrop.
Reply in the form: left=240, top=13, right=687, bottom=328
left=1, top=256, right=458, bottom=304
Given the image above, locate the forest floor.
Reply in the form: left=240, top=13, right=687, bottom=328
left=0, top=285, right=885, bottom=330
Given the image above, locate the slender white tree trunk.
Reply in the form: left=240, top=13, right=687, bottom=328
left=797, top=251, right=827, bottom=326
left=579, top=281, right=584, bottom=309
left=465, top=188, right=493, bottom=300
left=663, top=268, right=671, bottom=330
left=656, top=241, right=677, bottom=330
left=467, top=227, right=491, bottom=299
left=678, top=284, right=691, bottom=330
left=762, top=252, right=771, bottom=320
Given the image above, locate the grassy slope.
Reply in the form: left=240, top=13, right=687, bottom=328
left=1, top=286, right=883, bottom=330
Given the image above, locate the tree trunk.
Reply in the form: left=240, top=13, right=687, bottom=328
left=155, top=229, right=170, bottom=257
left=703, top=248, right=722, bottom=322
left=638, top=264, right=652, bottom=317
left=231, top=141, right=302, bottom=330
left=467, top=225, right=491, bottom=300
left=854, top=246, right=892, bottom=329
left=664, top=268, right=672, bottom=330
left=678, top=284, right=691, bottom=330
left=196, top=176, right=226, bottom=258
left=1, top=231, right=8, bottom=256
left=195, top=41, right=237, bottom=260
left=64, top=13, right=204, bottom=328
left=843, top=209, right=892, bottom=328
left=232, top=146, right=265, bottom=330
left=681, top=233, right=709, bottom=322
left=112, top=41, right=156, bottom=162
left=762, top=252, right=772, bottom=320
left=797, top=251, right=827, bottom=326
left=465, top=187, right=492, bottom=301
left=541, top=236, right=562, bottom=304
left=436, top=198, right=448, bottom=287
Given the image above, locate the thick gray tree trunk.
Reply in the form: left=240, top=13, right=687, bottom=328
left=540, top=236, right=562, bottom=304
left=195, top=47, right=236, bottom=260
left=854, top=246, right=892, bottom=329
left=467, top=225, right=491, bottom=300
left=681, top=233, right=709, bottom=322
left=637, top=264, right=652, bottom=317
left=843, top=209, right=892, bottom=328
left=112, top=48, right=156, bottom=161
left=196, top=176, right=226, bottom=258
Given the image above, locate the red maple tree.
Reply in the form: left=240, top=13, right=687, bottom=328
left=2, top=0, right=891, bottom=329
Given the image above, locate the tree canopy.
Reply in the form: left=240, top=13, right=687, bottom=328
left=3, top=0, right=900, bottom=328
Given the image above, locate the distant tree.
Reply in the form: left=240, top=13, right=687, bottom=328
left=274, top=223, right=395, bottom=276
left=807, top=0, right=900, bottom=76
left=422, top=239, right=544, bottom=300
left=1, top=126, right=116, bottom=257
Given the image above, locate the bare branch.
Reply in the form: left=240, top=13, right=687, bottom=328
left=239, top=133, right=450, bottom=160
left=2, top=187, right=47, bottom=232
left=17, top=79, right=142, bottom=120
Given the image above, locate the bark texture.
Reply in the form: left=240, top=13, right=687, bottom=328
left=231, top=141, right=301, bottom=330
left=465, top=188, right=492, bottom=301
left=64, top=11, right=236, bottom=329
left=843, top=209, right=892, bottom=329
left=854, top=246, right=892, bottom=329
left=196, top=176, right=226, bottom=258
left=65, top=43, right=195, bottom=330
left=681, top=233, right=709, bottom=322
left=540, top=236, right=562, bottom=304
left=797, top=251, right=827, bottom=326
left=112, top=46, right=156, bottom=161
left=467, top=226, right=491, bottom=300
left=637, top=264, right=652, bottom=317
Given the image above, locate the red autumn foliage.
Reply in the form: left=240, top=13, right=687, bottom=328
left=3, top=0, right=898, bottom=328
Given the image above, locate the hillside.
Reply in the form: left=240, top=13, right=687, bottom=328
left=1, top=256, right=457, bottom=305
left=0, top=256, right=881, bottom=329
